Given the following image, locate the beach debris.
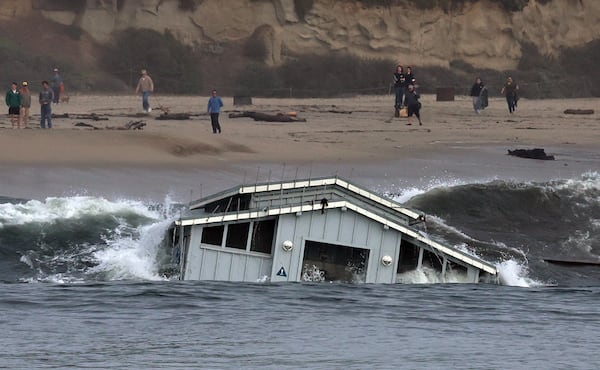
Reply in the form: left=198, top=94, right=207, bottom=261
left=74, top=122, right=100, bottom=129
left=156, top=113, right=191, bottom=120
left=120, top=120, right=146, bottom=130
left=155, top=105, right=171, bottom=114
left=75, top=120, right=146, bottom=130
left=507, top=148, right=555, bottom=160
left=228, top=111, right=306, bottom=122
left=53, top=113, right=108, bottom=121
left=563, top=109, right=594, bottom=115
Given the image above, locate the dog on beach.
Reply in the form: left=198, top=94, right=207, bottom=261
left=60, top=95, right=70, bottom=103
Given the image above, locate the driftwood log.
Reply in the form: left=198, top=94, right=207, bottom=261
left=508, top=148, right=554, bottom=160
left=74, top=120, right=146, bottom=130
left=563, top=109, right=594, bottom=115
left=121, top=120, right=146, bottom=130
left=53, top=113, right=109, bottom=120
left=156, top=113, right=191, bottom=120
left=228, top=111, right=306, bottom=122
left=74, top=122, right=100, bottom=129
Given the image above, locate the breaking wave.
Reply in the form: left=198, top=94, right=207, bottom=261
left=0, top=196, right=178, bottom=283
left=1, top=172, right=598, bottom=286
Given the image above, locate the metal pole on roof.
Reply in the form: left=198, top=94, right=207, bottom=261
left=280, top=163, right=286, bottom=181
left=280, top=163, right=286, bottom=206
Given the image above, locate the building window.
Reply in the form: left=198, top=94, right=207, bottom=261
left=250, top=219, right=276, bottom=254
left=397, top=240, right=420, bottom=273
left=201, top=225, right=224, bottom=246
left=204, top=194, right=251, bottom=213
left=226, top=223, right=250, bottom=250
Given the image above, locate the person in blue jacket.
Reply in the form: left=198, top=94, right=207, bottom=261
left=207, top=89, right=223, bottom=133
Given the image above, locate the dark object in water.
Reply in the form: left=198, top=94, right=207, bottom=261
left=508, top=148, right=555, bottom=160
left=544, top=258, right=600, bottom=266
left=563, top=109, right=594, bottom=115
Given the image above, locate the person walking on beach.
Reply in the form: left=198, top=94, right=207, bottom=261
left=6, top=82, right=21, bottom=129
left=135, top=69, right=154, bottom=113
left=392, top=65, right=406, bottom=116
left=51, top=68, right=63, bottom=104
left=500, top=76, right=519, bottom=114
left=19, top=81, right=31, bottom=128
left=470, top=77, right=485, bottom=114
left=39, top=80, right=54, bottom=129
left=404, top=84, right=422, bottom=126
left=207, top=89, right=223, bottom=133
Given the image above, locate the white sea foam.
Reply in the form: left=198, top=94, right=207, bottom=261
left=88, top=218, right=174, bottom=281
left=1, top=195, right=180, bottom=283
left=396, top=266, right=472, bottom=284
left=0, top=196, right=158, bottom=227
left=496, top=259, right=545, bottom=287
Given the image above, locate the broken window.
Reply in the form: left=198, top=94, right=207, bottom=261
left=250, top=219, right=276, bottom=254
left=226, top=222, right=250, bottom=250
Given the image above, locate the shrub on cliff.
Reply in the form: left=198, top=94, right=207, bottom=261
left=102, top=28, right=203, bottom=94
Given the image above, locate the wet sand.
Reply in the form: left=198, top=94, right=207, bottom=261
left=0, top=94, right=598, bottom=201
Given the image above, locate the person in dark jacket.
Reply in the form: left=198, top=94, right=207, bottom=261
left=404, top=84, right=421, bottom=126
left=405, top=66, right=416, bottom=87
left=39, top=80, right=54, bottom=129
left=51, top=68, right=63, bottom=104
left=470, top=77, right=485, bottom=114
left=6, top=82, right=21, bottom=129
left=500, top=76, right=519, bottom=114
left=392, top=65, right=406, bottom=114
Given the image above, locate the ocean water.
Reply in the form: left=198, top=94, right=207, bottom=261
left=1, top=172, right=599, bottom=368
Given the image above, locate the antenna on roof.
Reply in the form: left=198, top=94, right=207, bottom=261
left=242, top=170, right=247, bottom=185
left=280, top=163, right=286, bottom=181
left=279, top=163, right=286, bottom=206
left=189, top=189, right=193, bottom=207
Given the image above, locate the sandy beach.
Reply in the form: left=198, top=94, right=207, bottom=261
left=0, top=94, right=598, bottom=201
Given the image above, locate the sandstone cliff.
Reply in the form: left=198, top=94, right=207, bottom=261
left=6, top=0, right=598, bottom=71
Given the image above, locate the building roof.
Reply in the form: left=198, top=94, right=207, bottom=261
left=188, top=177, right=422, bottom=221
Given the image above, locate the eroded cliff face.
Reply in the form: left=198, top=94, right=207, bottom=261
left=6, top=0, right=600, bottom=71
